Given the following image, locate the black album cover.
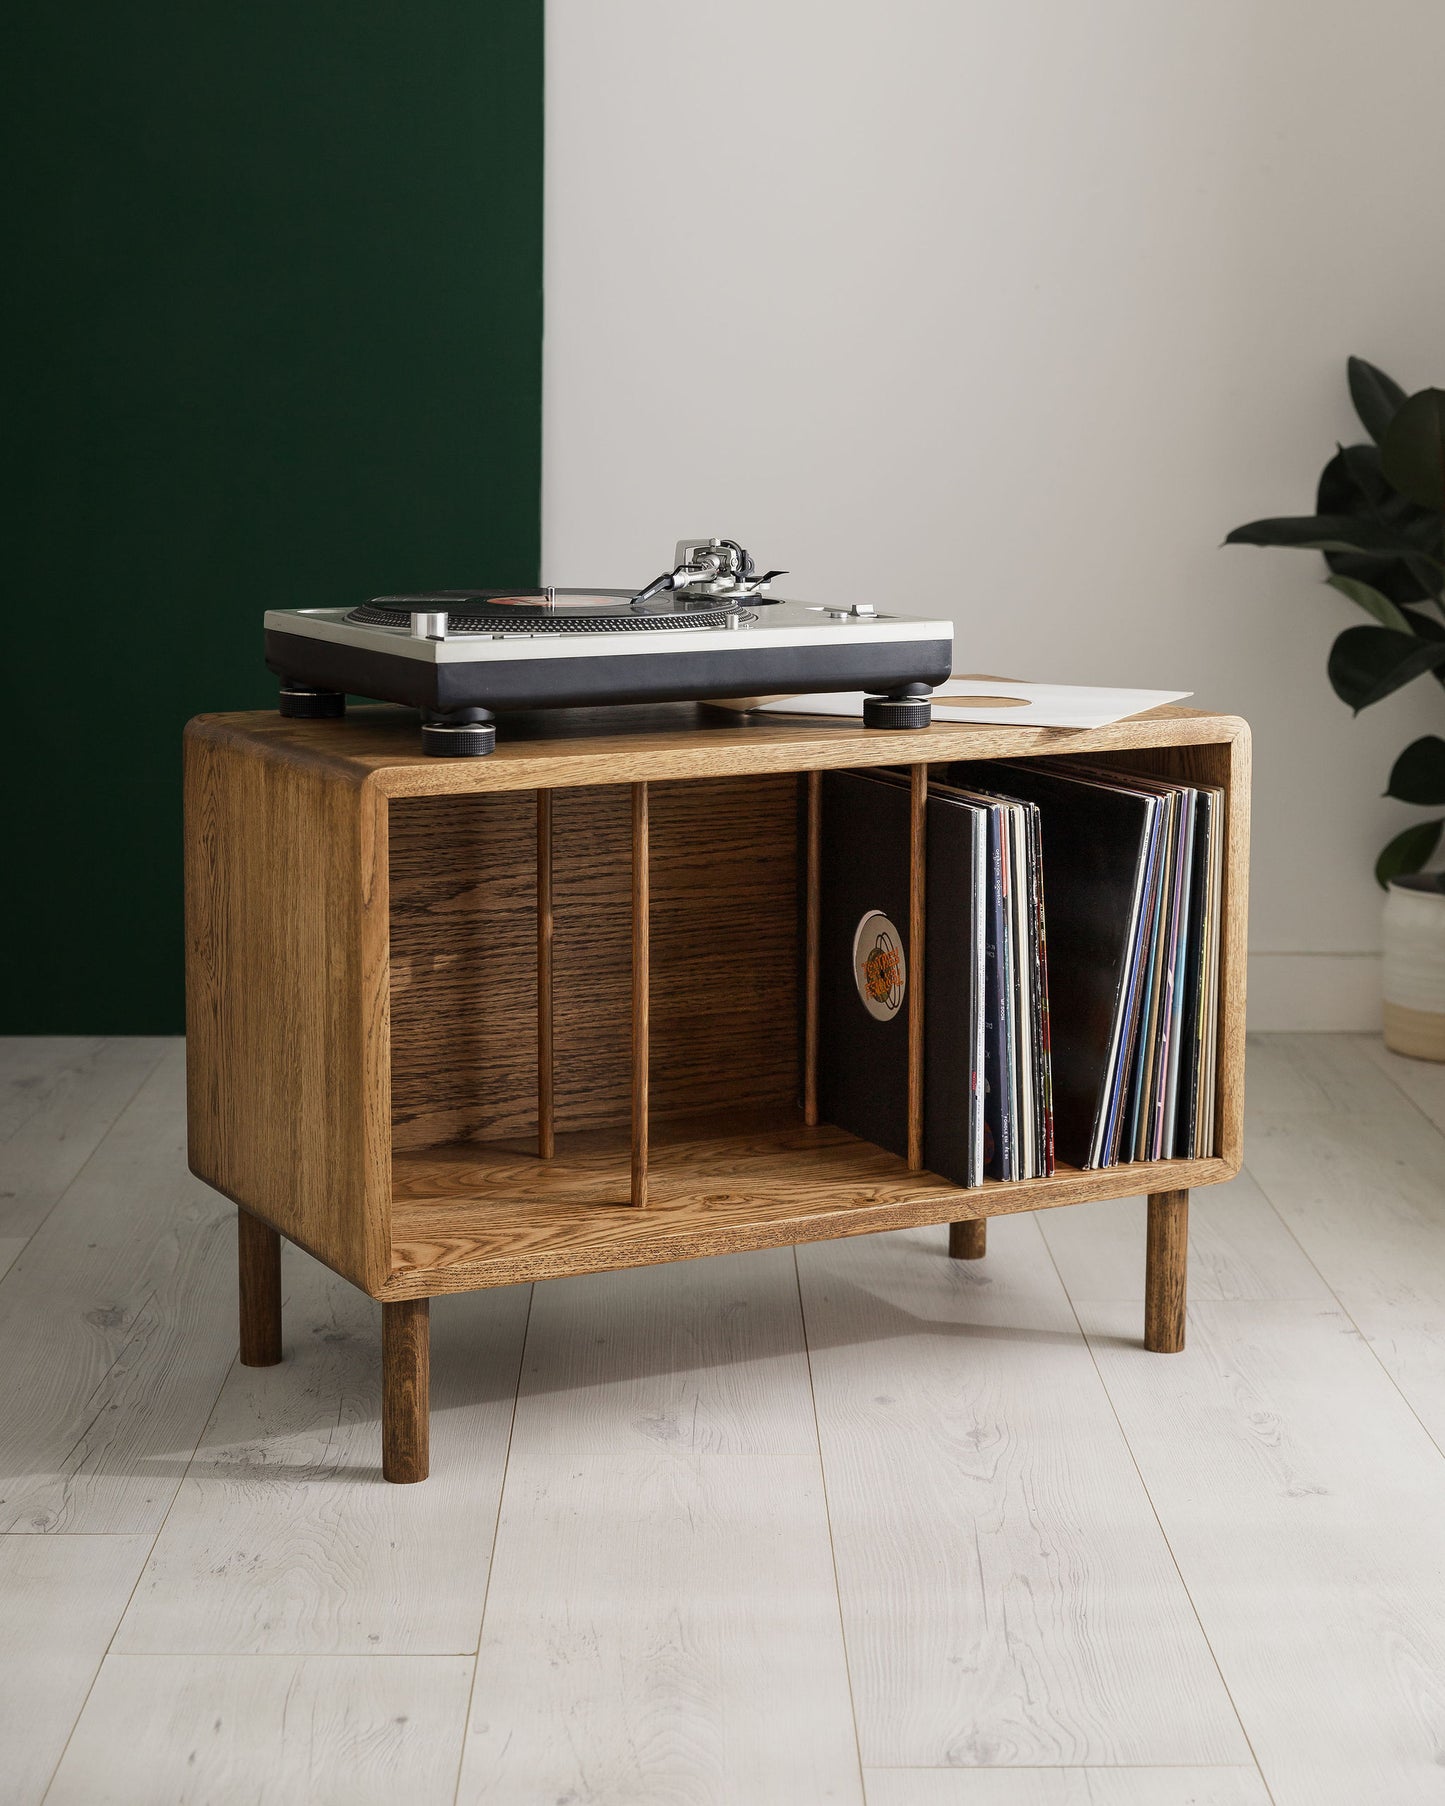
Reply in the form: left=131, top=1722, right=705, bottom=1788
left=815, top=770, right=985, bottom=1186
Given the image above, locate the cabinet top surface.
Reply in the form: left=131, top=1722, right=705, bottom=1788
left=186, top=701, right=1248, bottom=794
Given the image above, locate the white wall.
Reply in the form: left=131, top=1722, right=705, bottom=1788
left=543, top=0, right=1445, bottom=1029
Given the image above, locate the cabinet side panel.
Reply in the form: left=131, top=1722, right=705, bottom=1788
left=184, top=729, right=390, bottom=1291
left=1214, top=729, right=1251, bottom=1169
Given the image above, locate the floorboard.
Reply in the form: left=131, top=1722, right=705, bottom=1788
left=1081, top=1295, right=1445, bottom=1806
left=798, top=1216, right=1250, bottom=1768
left=0, top=1037, right=165, bottom=1279
left=863, top=1768, right=1272, bottom=1805
left=0, top=1532, right=152, bottom=1806
left=512, top=1247, right=818, bottom=1457
left=1245, top=1095, right=1445, bottom=1452
left=2, top=1031, right=1444, bottom=1804
left=114, top=1250, right=530, bottom=1655
left=46, top=1654, right=473, bottom=1806
left=0, top=1046, right=236, bottom=1534
left=1358, top=1033, right=1445, bottom=1133
left=458, top=1448, right=862, bottom=1806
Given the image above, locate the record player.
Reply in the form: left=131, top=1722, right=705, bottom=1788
left=264, top=537, right=953, bottom=755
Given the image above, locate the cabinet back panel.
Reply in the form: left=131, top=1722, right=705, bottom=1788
left=389, top=775, right=799, bottom=1149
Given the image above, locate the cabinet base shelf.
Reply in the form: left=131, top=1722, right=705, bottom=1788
left=385, top=1107, right=1231, bottom=1297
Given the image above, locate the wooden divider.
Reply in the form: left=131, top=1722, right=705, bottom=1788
left=536, top=789, right=554, bottom=1159
left=631, top=781, right=649, bottom=1207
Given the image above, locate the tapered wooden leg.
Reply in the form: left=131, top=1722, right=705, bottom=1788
left=382, top=1298, right=430, bottom=1483
left=948, top=1219, right=987, bottom=1260
left=1144, top=1189, right=1188, bottom=1353
left=237, top=1209, right=282, bottom=1367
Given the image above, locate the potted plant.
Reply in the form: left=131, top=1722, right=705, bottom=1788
left=1226, top=358, right=1445, bottom=1060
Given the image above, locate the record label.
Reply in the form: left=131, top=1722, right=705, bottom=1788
left=852, top=910, right=907, bottom=1021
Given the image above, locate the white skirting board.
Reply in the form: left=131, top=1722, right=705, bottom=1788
left=1247, top=952, right=1382, bottom=1032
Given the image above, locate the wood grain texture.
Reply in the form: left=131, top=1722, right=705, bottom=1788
left=798, top=1216, right=1250, bottom=1767
left=187, top=701, right=1249, bottom=799
left=237, top=1209, right=283, bottom=1367
left=1245, top=1056, right=1445, bottom=1450
left=511, top=1248, right=818, bottom=1458
left=1359, top=1031, right=1445, bottom=1133
left=456, top=1449, right=862, bottom=1806
left=0, top=1038, right=166, bottom=1269
left=804, top=769, right=821, bottom=1127
left=382, top=1298, right=429, bottom=1483
left=536, top=788, right=554, bottom=1159
left=48, top=1654, right=473, bottom=1806
left=948, top=1219, right=986, bottom=1260
left=632, top=780, right=649, bottom=1208
left=114, top=1251, right=529, bottom=1653
left=863, top=1768, right=1272, bottom=1805
left=1145, top=1189, right=1189, bottom=1352
left=385, top=1110, right=1231, bottom=1296
left=1080, top=1294, right=1445, bottom=1806
left=184, top=719, right=391, bottom=1294
left=0, top=1045, right=237, bottom=1534
left=185, top=706, right=1248, bottom=1313
left=387, top=776, right=800, bottom=1149
left=0, top=1533, right=155, bottom=1805
left=908, top=762, right=926, bottom=1170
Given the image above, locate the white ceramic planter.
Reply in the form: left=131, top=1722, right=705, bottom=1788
left=1382, top=874, right=1445, bottom=1062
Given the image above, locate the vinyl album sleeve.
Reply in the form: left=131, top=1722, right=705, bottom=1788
left=981, top=764, right=1162, bottom=1167
left=814, top=769, right=986, bottom=1187
left=815, top=770, right=915, bottom=1160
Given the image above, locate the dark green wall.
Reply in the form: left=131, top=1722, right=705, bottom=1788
left=4, top=3, right=543, bottom=1032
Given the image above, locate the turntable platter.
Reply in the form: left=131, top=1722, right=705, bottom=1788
left=348, top=588, right=759, bottom=635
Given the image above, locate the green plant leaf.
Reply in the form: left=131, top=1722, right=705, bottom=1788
left=1225, top=513, right=1444, bottom=564
left=1327, top=625, right=1445, bottom=711
left=1317, top=446, right=1441, bottom=603
left=1386, top=736, right=1445, bottom=805
left=1326, top=573, right=1413, bottom=631
left=1376, top=817, right=1444, bottom=888
left=1348, top=356, right=1408, bottom=445
left=1381, top=388, right=1445, bottom=509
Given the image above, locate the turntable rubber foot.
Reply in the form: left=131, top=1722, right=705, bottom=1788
left=863, top=692, right=932, bottom=729
left=278, top=682, right=345, bottom=720
left=421, top=718, right=497, bottom=757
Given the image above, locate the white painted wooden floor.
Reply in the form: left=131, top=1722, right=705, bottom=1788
left=2, top=1035, right=1444, bottom=1804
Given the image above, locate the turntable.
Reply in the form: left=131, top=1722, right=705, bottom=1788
left=264, top=537, right=953, bottom=755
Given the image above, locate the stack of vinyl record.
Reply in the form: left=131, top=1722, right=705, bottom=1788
left=812, top=758, right=1222, bottom=1184
left=971, top=761, right=1224, bottom=1170
left=813, top=767, right=1054, bottom=1189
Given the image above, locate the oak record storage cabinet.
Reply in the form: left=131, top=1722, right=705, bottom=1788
left=184, top=702, right=1250, bottom=1482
